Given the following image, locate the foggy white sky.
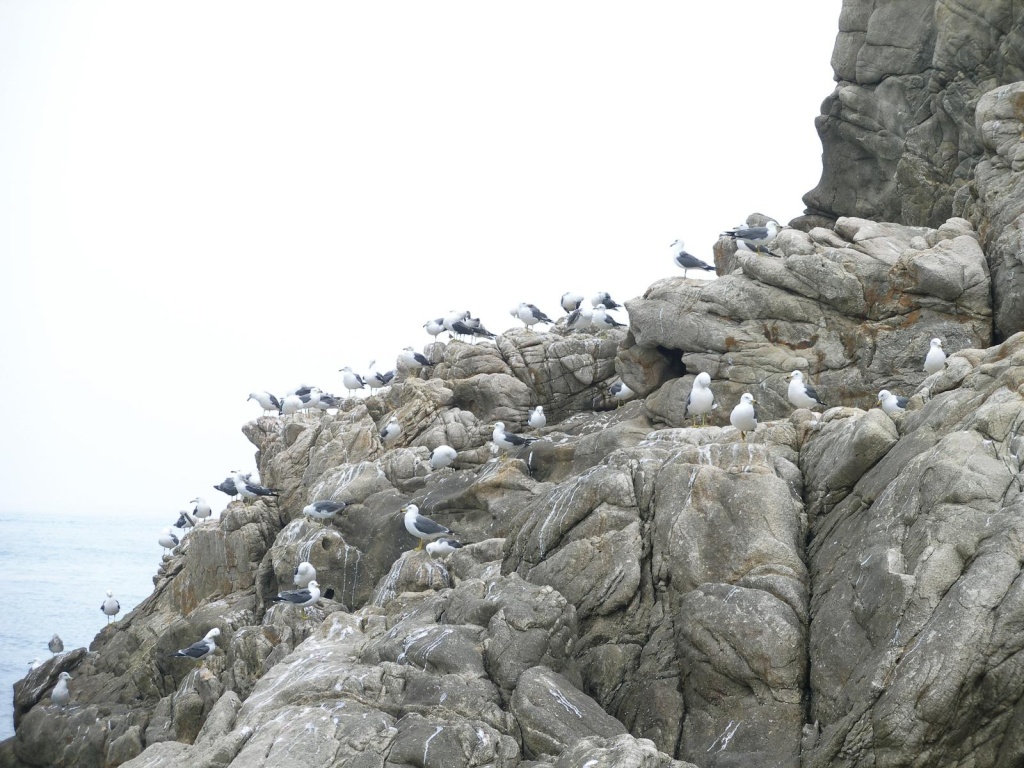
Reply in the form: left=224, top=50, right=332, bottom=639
left=0, top=2, right=842, bottom=517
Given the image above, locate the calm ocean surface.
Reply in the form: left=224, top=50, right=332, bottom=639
left=0, top=507, right=173, bottom=740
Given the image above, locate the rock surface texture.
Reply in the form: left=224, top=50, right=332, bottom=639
left=13, top=11, right=1024, bottom=767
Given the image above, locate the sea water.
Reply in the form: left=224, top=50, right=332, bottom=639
left=0, top=507, right=173, bottom=740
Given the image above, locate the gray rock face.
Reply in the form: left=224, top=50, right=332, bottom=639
left=955, top=81, right=1024, bottom=340
left=629, top=216, right=991, bottom=424
left=803, top=0, right=1024, bottom=229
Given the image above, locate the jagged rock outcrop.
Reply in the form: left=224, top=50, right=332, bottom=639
left=803, top=0, right=1024, bottom=230
left=625, top=215, right=991, bottom=423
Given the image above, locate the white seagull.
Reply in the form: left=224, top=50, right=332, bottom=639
left=101, top=590, right=120, bottom=624
left=247, top=391, right=282, bottom=415
left=670, top=240, right=716, bottom=278
left=787, top=371, right=826, bottom=410
left=877, top=389, right=908, bottom=415
left=380, top=416, right=402, bottom=445
left=565, top=304, right=593, bottom=331
left=492, top=422, right=538, bottom=453
left=426, top=538, right=464, bottom=559
left=528, top=406, right=546, bottom=430
left=270, top=581, right=321, bottom=617
left=293, top=561, right=317, bottom=588
left=303, top=500, right=347, bottom=524
left=158, top=528, right=179, bottom=554
left=424, top=317, right=446, bottom=338
left=512, top=302, right=554, bottom=330
left=730, top=393, right=758, bottom=441
left=590, top=292, right=622, bottom=310
left=51, top=672, right=72, bottom=709
left=402, top=504, right=455, bottom=550
left=190, top=497, right=212, bottom=520
left=399, top=347, right=431, bottom=369
left=687, top=372, right=716, bottom=426
left=561, top=292, right=584, bottom=313
left=429, top=445, right=458, bottom=470
left=339, top=366, right=366, bottom=396
left=722, top=220, right=780, bottom=252
left=608, top=380, right=635, bottom=405
left=168, top=627, right=221, bottom=662
left=592, top=304, right=626, bottom=332
left=924, top=338, right=946, bottom=375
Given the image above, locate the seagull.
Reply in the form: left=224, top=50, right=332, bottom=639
left=101, top=590, right=120, bottom=624
left=924, top=338, right=946, bottom=375
left=686, top=372, right=716, bottom=426
left=429, top=445, right=458, bottom=470
left=316, top=392, right=343, bottom=410
left=168, top=627, right=221, bottom=663
left=787, top=370, right=826, bottom=410
left=293, top=561, right=317, bottom=588
left=28, top=657, right=43, bottom=671
left=213, top=476, right=240, bottom=499
left=492, top=422, right=538, bottom=453
left=722, top=220, right=780, bottom=252
left=297, top=387, right=322, bottom=412
left=173, top=510, right=197, bottom=531
left=590, top=292, right=622, bottom=310
left=247, top=391, right=282, bottom=415
left=158, top=528, right=179, bottom=554
left=561, top=292, right=584, bottom=313
left=380, top=416, right=402, bottom=445
left=232, top=472, right=281, bottom=501
left=608, top=381, right=634, bottom=406
left=48, top=634, right=63, bottom=655
left=424, top=317, right=446, bottom=338
left=877, top=389, right=908, bottom=415
left=591, top=304, right=625, bottom=332
left=528, top=406, right=546, bottom=430
left=191, top=497, right=212, bottom=520
left=279, top=394, right=303, bottom=416
left=270, top=580, right=321, bottom=617
left=512, top=302, right=554, bottom=330
left=565, top=304, right=593, bottom=331
left=730, top=393, right=758, bottom=440
left=458, top=315, right=496, bottom=341
left=51, top=672, right=71, bottom=709
left=670, top=240, right=716, bottom=277
left=426, top=538, right=464, bottom=559
left=339, top=366, right=366, bottom=397
left=303, top=500, right=347, bottom=524
left=399, top=347, right=431, bottom=369
left=402, top=504, right=455, bottom=550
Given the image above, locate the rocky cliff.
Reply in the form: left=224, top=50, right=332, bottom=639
left=11, top=5, right=1024, bottom=766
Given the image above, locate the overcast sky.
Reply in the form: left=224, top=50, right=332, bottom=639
left=0, top=2, right=842, bottom=517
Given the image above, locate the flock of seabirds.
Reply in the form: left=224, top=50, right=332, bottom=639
left=32, top=220, right=952, bottom=709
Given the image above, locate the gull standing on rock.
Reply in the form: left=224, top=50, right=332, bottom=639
left=51, top=672, right=71, bottom=709
left=303, top=500, right=347, bottom=524
left=247, top=391, right=281, bottom=415
left=339, top=366, right=366, bottom=397
left=561, top=292, right=584, bottom=313
left=101, top=590, right=120, bottom=624
left=722, top=220, right=780, bottom=253
left=293, top=561, right=317, bottom=588
left=687, top=372, right=716, bottom=426
left=402, top=504, right=455, bottom=549
left=191, top=497, right=212, bottom=521
left=670, top=240, right=716, bottom=278
left=730, top=393, right=758, bottom=441
left=924, top=338, right=946, bottom=375
left=512, top=303, right=553, bottom=330
left=590, top=292, right=622, bottom=310
left=565, top=304, right=593, bottom=331
left=592, top=304, right=625, bottom=331
left=168, top=628, right=221, bottom=663
left=426, top=538, right=464, bottom=559
left=49, top=634, right=64, bottom=655
left=429, top=445, right=458, bottom=470
left=158, top=528, right=179, bottom=554
left=608, top=381, right=634, bottom=406
left=528, top=406, right=546, bottom=430
left=380, top=416, right=402, bottom=445
left=492, top=422, right=538, bottom=454
left=270, top=581, right=321, bottom=618
left=877, top=389, right=908, bottom=415
left=787, top=371, right=826, bottom=410
left=399, top=347, right=431, bottom=369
